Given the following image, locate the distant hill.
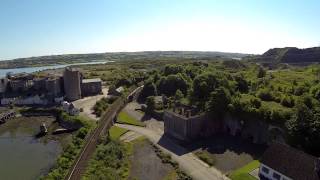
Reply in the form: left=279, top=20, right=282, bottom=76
left=0, top=51, right=249, bottom=69
left=251, top=47, right=320, bottom=63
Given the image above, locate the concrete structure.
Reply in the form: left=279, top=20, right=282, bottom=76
left=163, top=107, right=206, bottom=141
left=46, top=77, right=62, bottom=96
left=33, top=78, right=46, bottom=91
left=259, top=143, right=320, bottom=180
left=63, top=67, right=82, bottom=101
left=81, top=78, right=102, bottom=96
left=0, top=78, right=8, bottom=93
left=1, top=95, right=48, bottom=105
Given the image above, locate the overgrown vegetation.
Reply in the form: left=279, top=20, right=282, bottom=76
left=83, top=140, right=131, bottom=180
left=137, top=60, right=320, bottom=156
left=194, top=150, right=216, bottom=166
left=93, top=96, right=118, bottom=117
left=117, top=111, right=145, bottom=127
left=41, top=115, right=95, bottom=180
left=108, top=126, right=129, bottom=141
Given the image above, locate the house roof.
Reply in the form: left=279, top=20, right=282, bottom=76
left=261, top=143, right=320, bottom=180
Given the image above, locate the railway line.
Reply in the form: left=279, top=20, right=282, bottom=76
left=65, top=86, right=143, bottom=180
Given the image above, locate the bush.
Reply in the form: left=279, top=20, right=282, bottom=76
left=257, top=88, right=273, bottom=101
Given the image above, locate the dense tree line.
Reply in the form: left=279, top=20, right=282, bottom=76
left=138, top=61, right=320, bottom=155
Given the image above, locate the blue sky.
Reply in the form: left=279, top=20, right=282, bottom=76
left=0, top=0, right=319, bottom=60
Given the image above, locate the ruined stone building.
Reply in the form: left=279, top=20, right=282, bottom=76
left=46, top=77, right=62, bottom=96
left=63, top=67, right=82, bottom=101
left=0, top=78, right=8, bottom=94
left=163, top=106, right=206, bottom=141
left=81, top=78, right=102, bottom=96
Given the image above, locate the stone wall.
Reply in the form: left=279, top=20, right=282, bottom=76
left=164, top=110, right=285, bottom=144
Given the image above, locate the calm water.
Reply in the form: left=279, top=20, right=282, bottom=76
left=0, top=133, right=61, bottom=180
left=0, top=118, right=65, bottom=180
left=0, top=61, right=110, bottom=77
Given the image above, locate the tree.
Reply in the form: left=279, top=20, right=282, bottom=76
left=157, top=74, right=188, bottom=96
left=234, top=75, right=249, bottom=93
left=192, top=72, right=222, bottom=100
left=174, top=89, right=184, bottom=102
left=206, top=87, right=231, bottom=117
left=286, top=103, right=313, bottom=150
left=163, top=65, right=184, bottom=76
left=257, top=66, right=266, bottom=78
left=139, top=81, right=157, bottom=101
left=145, top=96, right=155, bottom=114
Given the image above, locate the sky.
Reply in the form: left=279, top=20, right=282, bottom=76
left=0, top=0, right=319, bottom=60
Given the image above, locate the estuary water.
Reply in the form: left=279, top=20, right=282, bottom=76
left=0, top=61, right=110, bottom=77
left=0, top=117, right=68, bottom=180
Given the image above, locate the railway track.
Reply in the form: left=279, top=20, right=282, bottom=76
left=65, top=86, right=143, bottom=180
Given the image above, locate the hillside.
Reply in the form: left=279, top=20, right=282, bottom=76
left=251, top=47, right=320, bottom=63
left=0, top=51, right=249, bottom=69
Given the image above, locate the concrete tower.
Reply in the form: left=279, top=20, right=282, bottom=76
left=63, top=67, right=82, bottom=101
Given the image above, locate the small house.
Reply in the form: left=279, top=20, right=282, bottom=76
left=259, top=143, right=320, bottom=180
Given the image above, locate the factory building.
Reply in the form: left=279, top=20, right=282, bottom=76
left=63, top=67, right=82, bottom=101
left=81, top=78, right=102, bottom=96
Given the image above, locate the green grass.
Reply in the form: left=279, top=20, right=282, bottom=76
left=109, top=126, right=129, bottom=140
left=117, top=111, right=145, bottom=127
left=194, top=150, right=215, bottom=166
left=229, top=160, right=260, bottom=180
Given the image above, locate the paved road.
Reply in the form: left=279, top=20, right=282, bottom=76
left=116, top=123, right=230, bottom=180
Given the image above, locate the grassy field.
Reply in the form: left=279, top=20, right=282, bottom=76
left=108, top=126, right=129, bottom=140
left=117, top=111, right=145, bottom=127
left=229, top=160, right=260, bottom=180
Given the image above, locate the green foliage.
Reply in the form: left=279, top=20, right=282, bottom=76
left=163, top=65, right=184, bottom=76
left=194, top=151, right=215, bottom=166
left=229, top=160, right=260, bottom=180
left=83, top=141, right=129, bottom=180
left=257, top=88, right=274, bottom=101
left=286, top=103, right=320, bottom=155
left=117, top=111, right=145, bottom=127
left=93, top=97, right=118, bottom=117
left=280, top=95, right=295, bottom=108
left=206, top=87, right=231, bottom=117
left=41, top=119, right=94, bottom=180
left=257, top=66, right=266, bottom=78
left=145, top=96, right=156, bottom=113
left=174, top=89, right=184, bottom=102
left=109, top=126, right=129, bottom=141
left=139, top=81, right=157, bottom=101
left=157, top=74, right=189, bottom=96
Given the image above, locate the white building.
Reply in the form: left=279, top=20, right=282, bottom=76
left=61, top=101, right=79, bottom=116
